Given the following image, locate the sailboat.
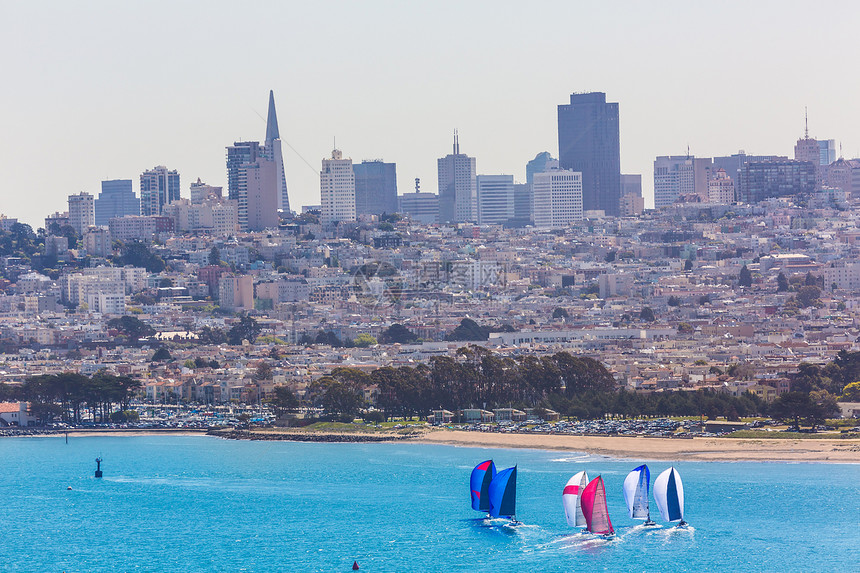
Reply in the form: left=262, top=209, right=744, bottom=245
left=622, top=464, right=656, bottom=526
left=580, top=475, right=614, bottom=538
left=654, top=467, right=687, bottom=527
left=488, top=466, right=518, bottom=523
left=562, top=470, right=589, bottom=529
left=470, top=460, right=496, bottom=513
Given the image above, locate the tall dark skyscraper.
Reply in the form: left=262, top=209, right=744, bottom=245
left=557, top=92, right=621, bottom=216
left=353, top=160, right=397, bottom=217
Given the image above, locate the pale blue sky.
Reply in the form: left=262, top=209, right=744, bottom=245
left=3, top=0, right=860, bottom=226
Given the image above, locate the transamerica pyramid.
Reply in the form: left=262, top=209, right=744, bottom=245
left=265, top=90, right=291, bottom=213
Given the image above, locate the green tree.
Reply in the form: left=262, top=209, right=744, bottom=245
left=738, top=265, right=752, bottom=288
left=107, top=316, right=156, bottom=342
left=639, top=307, right=655, bottom=322
left=796, top=285, right=821, bottom=308
left=684, top=259, right=693, bottom=271
left=307, top=375, right=364, bottom=420
left=255, top=361, right=273, bottom=381
left=227, top=314, right=261, bottom=345
left=209, top=246, right=221, bottom=266
left=380, top=323, right=418, bottom=344
left=116, top=241, right=165, bottom=272
left=268, top=385, right=299, bottom=417
left=151, top=347, right=172, bottom=362
left=445, top=318, right=490, bottom=341
left=839, top=381, right=860, bottom=402
left=352, top=333, right=378, bottom=348
left=667, top=295, right=681, bottom=307
left=552, top=307, right=570, bottom=320
left=777, top=272, right=789, bottom=292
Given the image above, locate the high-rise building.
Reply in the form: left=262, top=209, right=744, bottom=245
left=653, top=156, right=712, bottom=208
left=557, top=92, right=621, bottom=216
left=262, top=90, right=291, bottom=213
left=190, top=178, right=223, bottom=204
left=708, top=168, right=736, bottom=204
left=95, top=180, right=140, bottom=226
left=526, top=152, right=557, bottom=186
left=737, top=160, right=816, bottom=203
left=320, top=149, right=355, bottom=225
left=512, top=183, right=533, bottom=225
left=140, top=166, right=180, bottom=216
left=226, top=141, right=278, bottom=231
left=619, top=174, right=643, bottom=217
left=712, top=151, right=786, bottom=191
left=475, top=175, right=515, bottom=225
left=819, top=139, right=837, bottom=166
left=353, top=160, right=398, bottom=217
left=532, top=170, right=583, bottom=228
left=68, top=192, right=95, bottom=234
left=437, top=132, right=476, bottom=223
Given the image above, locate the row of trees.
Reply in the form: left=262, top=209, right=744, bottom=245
left=0, top=372, right=141, bottom=424
left=284, top=347, right=763, bottom=422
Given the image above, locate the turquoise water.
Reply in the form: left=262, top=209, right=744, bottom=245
left=0, top=436, right=857, bottom=572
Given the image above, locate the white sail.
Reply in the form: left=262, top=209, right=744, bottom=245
left=562, top=470, right=589, bottom=528
left=654, top=467, right=685, bottom=522
left=622, top=465, right=651, bottom=520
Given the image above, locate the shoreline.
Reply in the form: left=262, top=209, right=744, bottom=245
left=413, top=430, right=860, bottom=463
left=3, top=427, right=859, bottom=462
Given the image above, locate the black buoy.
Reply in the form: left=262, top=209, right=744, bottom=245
left=94, top=457, right=103, bottom=478
left=352, top=560, right=359, bottom=570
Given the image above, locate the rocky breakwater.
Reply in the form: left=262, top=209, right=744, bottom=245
left=209, top=429, right=420, bottom=443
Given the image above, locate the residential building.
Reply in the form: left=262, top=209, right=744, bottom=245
left=353, top=160, right=398, bottom=217
left=712, top=152, right=785, bottom=191
left=320, top=149, right=356, bottom=225
left=44, top=212, right=69, bottom=232
left=437, top=132, right=476, bottom=223
left=68, top=192, right=94, bottom=235
left=219, top=274, right=254, bottom=311
left=709, top=168, right=735, bottom=204
left=189, top=178, right=223, bottom=204
left=95, top=180, right=139, bottom=226
left=242, top=157, right=279, bottom=231
left=475, top=175, right=515, bottom=225
left=620, top=174, right=643, bottom=216
left=557, top=92, right=621, bottom=216
left=140, top=166, right=180, bottom=216
left=532, top=170, right=583, bottom=228
left=108, top=215, right=174, bottom=243
left=83, top=227, right=112, bottom=257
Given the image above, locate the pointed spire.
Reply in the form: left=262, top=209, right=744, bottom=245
left=266, top=90, right=280, bottom=142
left=804, top=106, right=809, bottom=139
left=453, top=129, right=459, bottom=154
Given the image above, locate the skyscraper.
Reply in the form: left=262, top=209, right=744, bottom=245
left=353, top=160, right=398, bottom=217
left=532, top=170, right=583, bottom=228
left=557, top=92, right=621, bottom=216
left=95, top=180, right=140, bottom=226
left=140, top=166, right=180, bottom=216
left=475, top=175, right=515, bottom=225
left=437, top=131, right=477, bottom=223
left=653, top=156, right=712, bottom=208
left=262, top=90, right=291, bottom=213
left=320, top=149, right=355, bottom=224
left=68, top=192, right=95, bottom=234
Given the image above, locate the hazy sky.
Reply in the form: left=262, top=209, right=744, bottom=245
left=3, top=0, right=860, bottom=227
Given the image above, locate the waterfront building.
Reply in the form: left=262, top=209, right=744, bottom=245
left=140, top=166, right=180, bottom=216
left=320, top=149, right=356, bottom=225
left=476, top=175, right=515, bottom=225
left=557, top=92, right=621, bottom=216
left=68, top=192, right=95, bottom=234
left=353, top=160, right=397, bottom=217
left=437, top=132, right=476, bottom=223
left=95, top=180, right=140, bottom=226
left=532, top=169, right=583, bottom=228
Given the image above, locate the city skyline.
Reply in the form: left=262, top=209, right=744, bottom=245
left=4, top=1, right=860, bottom=226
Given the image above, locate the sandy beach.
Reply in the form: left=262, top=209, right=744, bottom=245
left=415, top=430, right=860, bottom=463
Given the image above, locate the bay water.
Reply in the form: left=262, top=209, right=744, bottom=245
left=1, top=435, right=857, bottom=572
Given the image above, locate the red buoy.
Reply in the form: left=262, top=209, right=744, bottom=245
left=352, top=561, right=359, bottom=570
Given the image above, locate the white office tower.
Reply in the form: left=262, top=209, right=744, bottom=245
left=475, top=175, right=515, bottom=225
left=437, top=131, right=477, bottom=223
left=68, top=192, right=95, bottom=234
left=532, top=170, right=583, bottom=228
left=320, top=149, right=356, bottom=225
